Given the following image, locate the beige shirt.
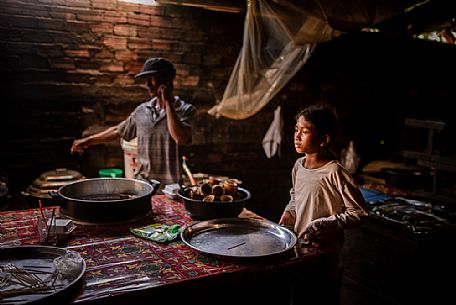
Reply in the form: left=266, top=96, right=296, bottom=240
left=284, top=158, right=368, bottom=250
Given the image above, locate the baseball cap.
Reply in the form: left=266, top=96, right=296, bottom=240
left=134, top=57, right=176, bottom=78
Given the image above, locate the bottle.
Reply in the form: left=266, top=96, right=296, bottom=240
left=182, top=156, right=197, bottom=186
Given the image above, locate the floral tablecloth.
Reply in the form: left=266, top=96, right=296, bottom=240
left=0, top=195, right=322, bottom=304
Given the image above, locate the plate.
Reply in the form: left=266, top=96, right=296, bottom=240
left=0, top=245, right=86, bottom=304
left=180, top=218, right=296, bottom=259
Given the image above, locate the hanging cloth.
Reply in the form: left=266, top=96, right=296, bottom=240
left=208, top=0, right=341, bottom=120
left=262, top=106, right=283, bottom=158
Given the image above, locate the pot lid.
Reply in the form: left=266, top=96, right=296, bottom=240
left=26, top=185, right=54, bottom=198
left=39, top=168, right=84, bottom=182
left=26, top=168, right=85, bottom=198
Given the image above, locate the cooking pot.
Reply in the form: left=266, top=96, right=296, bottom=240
left=51, top=178, right=160, bottom=225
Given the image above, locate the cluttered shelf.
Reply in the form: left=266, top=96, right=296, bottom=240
left=360, top=184, right=456, bottom=237
left=345, top=161, right=456, bottom=305
left=359, top=159, right=456, bottom=235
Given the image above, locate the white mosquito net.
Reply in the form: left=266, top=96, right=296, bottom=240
left=208, top=0, right=342, bottom=120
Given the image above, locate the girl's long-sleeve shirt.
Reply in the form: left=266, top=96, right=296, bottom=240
left=284, top=157, right=369, bottom=251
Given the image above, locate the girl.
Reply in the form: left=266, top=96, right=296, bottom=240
left=279, top=103, right=368, bottom=305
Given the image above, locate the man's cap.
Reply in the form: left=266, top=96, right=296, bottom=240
left=134, top=57, right=176, bottom=78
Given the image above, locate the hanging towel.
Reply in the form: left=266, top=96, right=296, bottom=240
left=262, top=106, right=283, bottom=158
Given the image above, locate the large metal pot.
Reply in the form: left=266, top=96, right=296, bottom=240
left=52, top=178, right=160, bottom=225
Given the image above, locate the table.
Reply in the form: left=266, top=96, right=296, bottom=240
left=0, top=196, right=326, bottom=305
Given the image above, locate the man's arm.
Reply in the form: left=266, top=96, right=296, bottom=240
left=71, top=126, right=120, bottom=154
left=158, top=84, right=192, bottom=145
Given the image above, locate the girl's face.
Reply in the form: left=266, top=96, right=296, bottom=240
left=294, top=116, right=322, bottom=154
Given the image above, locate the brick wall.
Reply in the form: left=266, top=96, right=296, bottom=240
left=0, top=0, right=292, bottom=216
left=0, top=1, right=248, bottom=182
left=1, top=0, right=455, bottom=217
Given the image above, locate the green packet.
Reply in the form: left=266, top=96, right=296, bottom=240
left=130, top=223, right=181, bottom=243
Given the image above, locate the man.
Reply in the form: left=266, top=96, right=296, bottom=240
left=71, top=57, right=196, bottom=185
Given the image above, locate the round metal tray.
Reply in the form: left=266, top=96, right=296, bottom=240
left=0, top=245, right=86, bottom=304
left=180, top=218, right=297, bottom=259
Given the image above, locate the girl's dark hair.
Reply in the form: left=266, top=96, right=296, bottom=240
left=296, top=104, right=339, bottom=158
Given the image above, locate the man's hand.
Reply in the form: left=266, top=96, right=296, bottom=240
left=157, top=84, right=172, bottom=108
left=71, top=139, right=88, bottom=155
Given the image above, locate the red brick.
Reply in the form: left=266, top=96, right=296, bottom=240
left=65, top=49, right=91, bottom=58
left=100, top=62, right=124, bottom=72
left=119, top=2, right=164, bottom=16
left=94, top=48, right=114, bottom=59
left=50, top=59, right=76, bottom=70
left=136, top=27, right=157, bottom=39
left=114, top=74, right=135, bottom=85
left=38, top=0, right=67, bottom=5
left=66, top=0, right=91, bottom=9
left=78, top=12, right=103, bottom=22
left=117, top=1, right=140, bottom=13
left=92, top=0, right=117, bottom=10
left=114, top=25, right=137, bottom=37
left=48, top=10, right=76, bottom=21
left=182, top=75, right=200, bottom=87
left=150, top=40, right=172, bottom=51
left=125, top=62, right=143, bottom=73
left=114, top=50, right=137, bottom=61
left=93, top=74, right=114, bottom=84
left=91, top=23, right=113, bottom=34
left=75, top=60, right=102, bottom=70
left=65, top=71, right=96, bottom=83
left=159, top=29, right=184, bottom=41
left=150, top=16, right=171, bottom=28
left=66, top=21, right=90, bottom=33
left=127, top=13, right=150, bottom=26
left=102, top=12, right=128, bottom=23
left=103, top=36, right=127, bottom=49
left=128, top=40, right=152, bottom=50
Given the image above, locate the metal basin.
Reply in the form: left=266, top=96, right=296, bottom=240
left=53, top=178, right=160, bottom=225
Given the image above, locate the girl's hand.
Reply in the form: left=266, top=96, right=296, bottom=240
left=279, top=211, right=295, bottom=227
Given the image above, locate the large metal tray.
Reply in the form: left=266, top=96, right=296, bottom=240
left=180, top=218, right=297, bottom=259
left=0, top=245, right=86, bottom=304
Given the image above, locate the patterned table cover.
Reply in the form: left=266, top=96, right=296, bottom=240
left=0, top=195, right=321, bottom=304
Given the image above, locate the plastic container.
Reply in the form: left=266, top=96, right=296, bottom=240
left=121, top=138, right=138, bottom=179
left=99, top=168, right=124, bottom=178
